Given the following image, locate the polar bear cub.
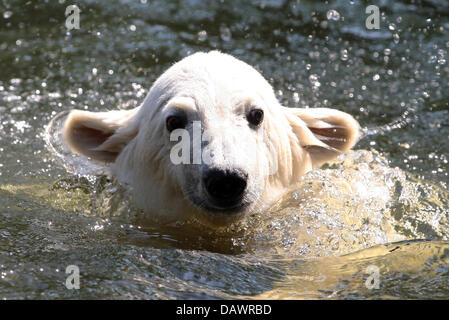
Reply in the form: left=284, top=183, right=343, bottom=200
left=61, top=51, right=360, bottom=226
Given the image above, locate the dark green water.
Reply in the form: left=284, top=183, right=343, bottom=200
left=0, top=0, right=448, bottom=299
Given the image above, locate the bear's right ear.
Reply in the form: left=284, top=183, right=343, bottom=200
left=63, top=108, right=139, bottom=162
left=283, top=107, right=360, bottom=167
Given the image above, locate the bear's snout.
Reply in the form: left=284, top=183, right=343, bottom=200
left=203, top=168, right=248, bottom=210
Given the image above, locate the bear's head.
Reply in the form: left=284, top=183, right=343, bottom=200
left=62, top=51, right=360, bottom=226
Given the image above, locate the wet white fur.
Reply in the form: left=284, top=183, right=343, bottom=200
left=62, top=51, right=360, bottom=226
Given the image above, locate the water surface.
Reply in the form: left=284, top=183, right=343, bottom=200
left=0, top=0, right=448, bottom=299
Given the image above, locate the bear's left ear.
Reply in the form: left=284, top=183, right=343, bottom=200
left=63, top=108, right=139, bottom=162
left=283, top=107, right=361, bottom=167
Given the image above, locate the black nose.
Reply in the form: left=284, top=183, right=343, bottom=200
left=203, top=169, right=247, bottom=208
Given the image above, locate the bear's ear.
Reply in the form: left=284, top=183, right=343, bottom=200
left=283, top=107, right=360, bottom=167
left=63, top=108, right=139, bottom=162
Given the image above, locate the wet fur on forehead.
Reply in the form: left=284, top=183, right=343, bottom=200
left=139, top=52, right=278, bottom=117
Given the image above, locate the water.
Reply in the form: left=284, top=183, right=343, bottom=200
left=0, top=0, right=448, bottom=299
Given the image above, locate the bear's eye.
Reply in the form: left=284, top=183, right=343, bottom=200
left=166, top=115, right=187, bottom=132
left=247, top=109, right=264, bottom=127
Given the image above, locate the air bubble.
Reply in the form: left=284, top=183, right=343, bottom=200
left=197, top=30, right=207, bottom=41
left=309, top=74, right=321, bottom=88
left=393, top=34, right=400, bottom=43
left=326, top=10, right=340, bottom=21
left=219, top=25, right=232, bottom=41
left=293, top=92, right=300, bottom=103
